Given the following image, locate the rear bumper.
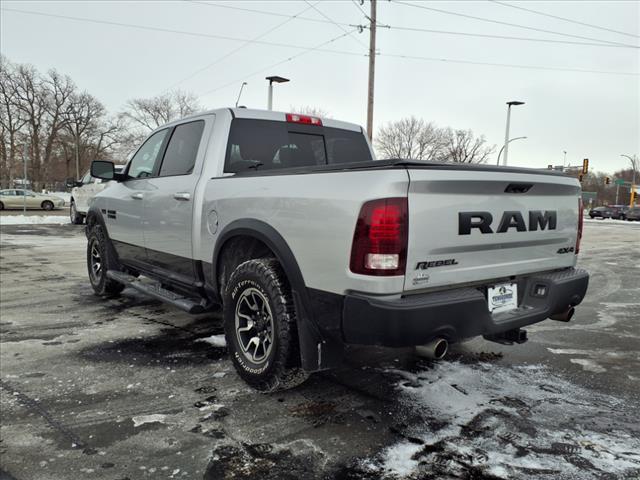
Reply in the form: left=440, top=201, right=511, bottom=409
left=342, top=267, right=589, bottom=347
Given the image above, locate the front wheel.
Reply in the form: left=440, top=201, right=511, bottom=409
left=70, top=201, right=84, bottom=224
left=223, top=258, right=308, bottom=392
left=42, top=201, right=54, bottom=211
left=87, top=225, right=124, bottom=296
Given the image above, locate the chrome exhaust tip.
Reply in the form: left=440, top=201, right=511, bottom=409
left=416, top=338, right=449, bottom=360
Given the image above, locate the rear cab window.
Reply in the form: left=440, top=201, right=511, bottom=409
left=224, top=119, right=372, bottom=173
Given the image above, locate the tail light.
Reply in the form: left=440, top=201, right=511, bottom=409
left=350, top=197, right=408, bottom=276
left=286, top=113, right=322, bottom=126
left=576, top=198, right=584, bottom=254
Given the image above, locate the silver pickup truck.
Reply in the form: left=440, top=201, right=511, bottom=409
left=87, top=108, right=589, bottom=391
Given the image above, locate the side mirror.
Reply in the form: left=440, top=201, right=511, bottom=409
left=91, top=160, right=116, bottom=181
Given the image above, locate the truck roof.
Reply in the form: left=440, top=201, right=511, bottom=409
left=157, top=107, right=363, bottom=133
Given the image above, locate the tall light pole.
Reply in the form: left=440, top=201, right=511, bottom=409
left=265, top=76, right=289, bottom=111
left=621, top=154, right=638, bottom=206
left=563, top=150, right=567, bottom=168
left=502, top=100, right=525, bottom=166
left=497, top=136, right=527, bottom=165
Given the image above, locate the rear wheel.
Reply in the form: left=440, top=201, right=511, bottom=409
left=87, top=225, right=124, bottom=296
left=70, top=201, right=84, bottom=224
left=223, top=258, right=308, bottom=392
left=41, top=200, right=54, bottom=211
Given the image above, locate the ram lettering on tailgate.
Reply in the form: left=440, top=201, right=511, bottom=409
left=458, top=210, right=557, bottom=235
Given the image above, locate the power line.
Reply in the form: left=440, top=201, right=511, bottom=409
left=161, top=1, right=322, bottom=92
left=380, top=52, right=639, bottom=76
left=351, top=0, right=372, bottom=22
left=198, top=29, right=360, bottom=99
left=304, top=0, right=368, bottom=50
left=384, top=23, right=637, bottom=49
left=390, top=0, right=639, bottom=49
left=0, top=7, right=363, bottom=55
left=1, top=6, right=635, bottom=86
left=490, top=0, right=640, bottom=39
left=185, top=0, right=637, bottom=50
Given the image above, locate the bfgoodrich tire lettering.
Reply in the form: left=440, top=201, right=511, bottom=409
left=223, top=258, right=308, bottom=392
left=87, top=225, right=124, bottom=296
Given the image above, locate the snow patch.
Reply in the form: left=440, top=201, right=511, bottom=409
left=0, top=215, right=68, bottom=225
left=132, top=414, right=167, bottom=427
left=197, top=334, right=226, bottom=348
left=569, top=358, right=607, bottom=373
left=369, top=362, right=639, bottom=479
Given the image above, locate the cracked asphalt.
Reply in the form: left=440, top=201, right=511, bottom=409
left=0, top=219, right=639, bottom=479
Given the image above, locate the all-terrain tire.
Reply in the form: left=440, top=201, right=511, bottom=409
left=223, top=258, right=309, bottom=392
left=87, top=224, right=125, bottom=296
left=70, top=201, right=84, bottom=224
left=41, top=200, right=54, bottom=211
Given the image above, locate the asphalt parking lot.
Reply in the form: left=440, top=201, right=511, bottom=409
left=1, top=220, right=639, bottom=480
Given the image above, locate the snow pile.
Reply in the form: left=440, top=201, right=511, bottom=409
left=132, top=414, right=167, bottom=427
left=368, top=362, right=640, bottom=479
left=0, top=215, right=68, bottom=225
left=197, top=334, right=227, bottom=348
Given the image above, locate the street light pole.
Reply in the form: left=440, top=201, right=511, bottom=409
left=496, top=136, right=527, bottom=166
left=22, top=143, right=28, bottom=214
left=563, top=150, right=567, bottom=168
left=621, top=154, right=638, bottom=206
left=265, top=76, right=289, bottom=110
left=502, top=100, right=525, bottom=166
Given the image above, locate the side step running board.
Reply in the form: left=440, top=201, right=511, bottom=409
left=106, top=270, right=210, bottom=314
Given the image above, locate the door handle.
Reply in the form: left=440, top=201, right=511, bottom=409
left=131, top=193, right=143, bottom=200
left=173, top=192, right=191, bottom=201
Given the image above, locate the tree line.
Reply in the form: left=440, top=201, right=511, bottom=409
left=5, top=56, right=630, bottom=200
left=0, top=56, right=201, bottom=190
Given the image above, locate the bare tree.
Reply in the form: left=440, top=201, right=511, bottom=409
left=121, top=90, right=201, bottom=132
left=375, top=117, right=447, bottom=161
left=65, top=92, right=106, bottom=178
left=0, top=56, right=27, bottom=186
left=442, top=128, right=495, bottom=164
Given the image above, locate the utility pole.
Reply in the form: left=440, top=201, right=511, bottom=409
left=366, top=0, right=377, bottom=141
left=22, top=143, right=28, bottom=214
left=75, top=132, right=80, bottom=181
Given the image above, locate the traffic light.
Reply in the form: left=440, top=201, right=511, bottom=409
left=605, top=176, right=611, bottom=185
left=582, top=158, right=589, bottom=174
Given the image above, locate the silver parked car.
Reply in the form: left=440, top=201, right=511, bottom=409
left=0, top=189, right=65, bottom=211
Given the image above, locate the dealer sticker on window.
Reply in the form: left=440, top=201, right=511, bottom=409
left=487, top=282, right=518, bottom=313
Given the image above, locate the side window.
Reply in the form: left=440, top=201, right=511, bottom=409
left=158, top=121, right=205, bottom=177
left=81, top=172, right=92, bottom=184
left=128, top=129, right=170, bottom=179
left=14, top=190, right=25, bottom=196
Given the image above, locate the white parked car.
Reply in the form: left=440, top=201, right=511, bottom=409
left=68, top=166, right=123, bottom=224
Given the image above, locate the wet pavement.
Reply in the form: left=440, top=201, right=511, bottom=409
left=0, top=220, right=639, bottom=479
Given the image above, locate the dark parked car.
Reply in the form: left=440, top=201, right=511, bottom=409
left=608, top=205, right=630, bottom=220
left=589, top=206, right=613, bottom=219
left=626, top=208, right=640, bottom=221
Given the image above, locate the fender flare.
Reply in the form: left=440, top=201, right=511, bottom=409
left=212, top=219, right=343, bottom=372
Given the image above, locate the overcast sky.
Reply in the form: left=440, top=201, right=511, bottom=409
left=1, top=0, right=638, bottom=172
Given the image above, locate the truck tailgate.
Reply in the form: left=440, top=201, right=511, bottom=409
left=405, top=168, right=581, bottom=292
